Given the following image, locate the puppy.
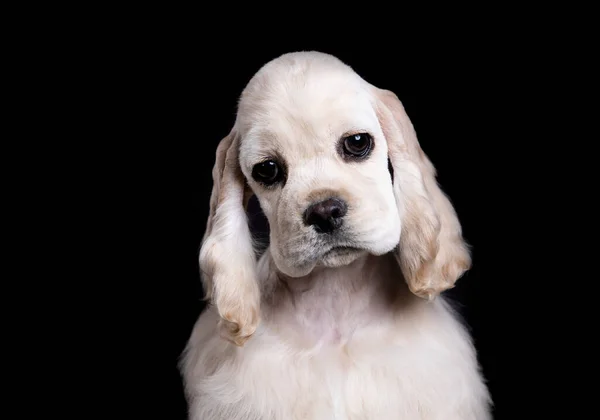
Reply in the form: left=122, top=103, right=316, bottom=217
left=181, top=51, right=492, bottom=419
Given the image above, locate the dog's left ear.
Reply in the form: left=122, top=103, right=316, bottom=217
left=199, top=128, right=260, bottom=346
left=372, top=87, right=471, bottom=300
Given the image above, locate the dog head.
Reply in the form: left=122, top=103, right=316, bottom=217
left=200, top=51, right=471, bottom=345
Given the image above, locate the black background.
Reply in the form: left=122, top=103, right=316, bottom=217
left=16, top=4, right=583, bottom=416
left=114, top=40, right=528, bottom=419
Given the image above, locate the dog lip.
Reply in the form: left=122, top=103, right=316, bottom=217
left=323, top=245, right=362, bottom=255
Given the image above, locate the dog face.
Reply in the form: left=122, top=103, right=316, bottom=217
left=236, top=58, right=400, bottom=278
left=199, top=52, right=471, bottom=346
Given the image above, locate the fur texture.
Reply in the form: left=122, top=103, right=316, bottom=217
left=181, top=51, right=492, bottom=419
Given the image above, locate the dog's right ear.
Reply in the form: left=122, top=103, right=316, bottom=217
left=199, top=128, right=260, bottom=346
left=373, top=88, right=471, bottom=301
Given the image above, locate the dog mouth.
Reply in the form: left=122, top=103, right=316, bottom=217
left=316, top=245, right=366, bottom=268
left=322, top=246, right=362, bottom=257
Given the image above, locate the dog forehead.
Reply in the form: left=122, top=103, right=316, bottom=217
left=239, top=54, right=367, bottom=121
left=236, top=58, right=375, bottom=161
left=239, top=90, right=374, bottom=163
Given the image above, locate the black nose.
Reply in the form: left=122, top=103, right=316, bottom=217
left=303, top=197, right=348, bottom=233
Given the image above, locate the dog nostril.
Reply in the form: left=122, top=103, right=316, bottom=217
left=303, top=198, right=348, bottom=233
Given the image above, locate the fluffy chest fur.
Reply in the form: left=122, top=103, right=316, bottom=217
left=181, top=254, right=491, bottom=420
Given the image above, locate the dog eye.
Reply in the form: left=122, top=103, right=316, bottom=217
left=252, top=160, right=282, bottom=185
left=342, top=133, right=372, bottom=158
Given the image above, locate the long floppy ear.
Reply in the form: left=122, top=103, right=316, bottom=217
left=199, top=128, right=259, bottom=346
left=374, top=88, right=471, bottom=300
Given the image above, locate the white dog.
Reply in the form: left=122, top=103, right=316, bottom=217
left=180, top=51, right=492, bottom=419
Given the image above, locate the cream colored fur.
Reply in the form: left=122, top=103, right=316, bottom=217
left=181, top=51, right=492, bottom=419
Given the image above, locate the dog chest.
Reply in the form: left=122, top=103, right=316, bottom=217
left=194, top=332, right=480, bottom=419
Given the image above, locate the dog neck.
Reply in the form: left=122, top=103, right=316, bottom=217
left=257, top=251, right=416, bottom=348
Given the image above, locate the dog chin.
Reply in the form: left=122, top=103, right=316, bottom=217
left=318, top=247, right=367, bottom=267
left=272, top=256, right=317, bottom=278
left=272, top=247, right=368, bottom=277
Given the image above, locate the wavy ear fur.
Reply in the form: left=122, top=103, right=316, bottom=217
left=374, top=88, right=471, bottom=300
left=199, top=129, right=259, bottom=346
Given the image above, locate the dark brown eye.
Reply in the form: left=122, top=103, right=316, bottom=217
left=252, top=160, right=282, bottom=185
left=343, top=133, right=372, bottom=157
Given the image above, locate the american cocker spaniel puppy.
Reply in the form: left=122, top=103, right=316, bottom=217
left=181, top=51, right=492, bottom=419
